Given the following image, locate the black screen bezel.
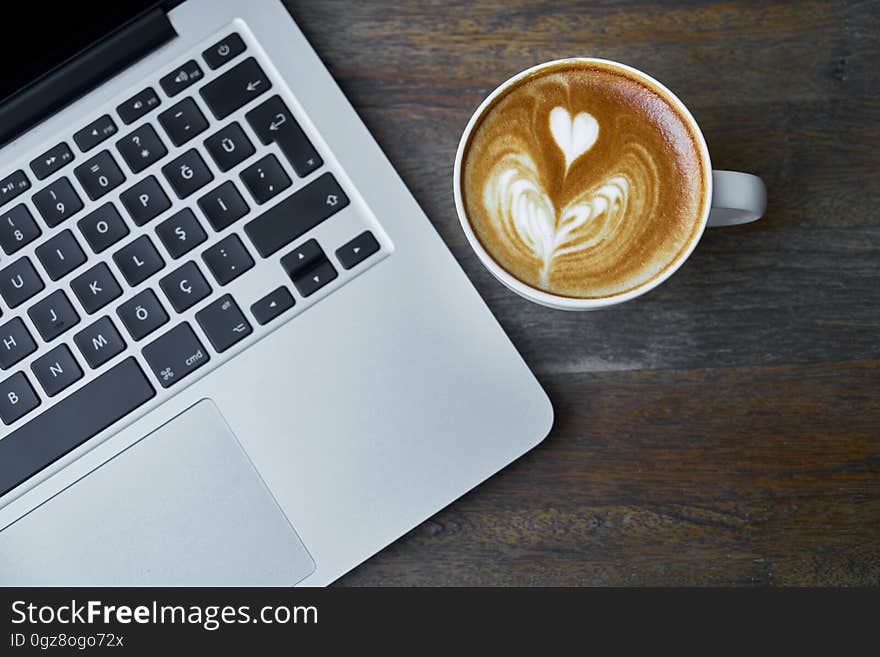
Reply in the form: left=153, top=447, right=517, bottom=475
left=0, top=1, right=170, bottom=107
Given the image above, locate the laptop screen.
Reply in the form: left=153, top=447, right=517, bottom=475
left=0, top=1, right=161, bottom=105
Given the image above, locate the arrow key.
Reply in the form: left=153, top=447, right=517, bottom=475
left=280, top=238, right=324, bottom=279
left=336, top=231, right=380, bottom=270
left=251, top=286, right=295, bottom=325
left=292, top=259, right=337, bottom=298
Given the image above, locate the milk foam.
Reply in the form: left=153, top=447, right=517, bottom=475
left=548, top=107, right=599, bottom=172
left=462, top=61, right=707, bottom=299
left=485, top=149, right=634, bottom=285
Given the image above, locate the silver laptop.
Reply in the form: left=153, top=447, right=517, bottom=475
left=0, top=0, right=552, bottom=585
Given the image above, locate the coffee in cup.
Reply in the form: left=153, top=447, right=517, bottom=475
left=454, top=58, right=767, bottom=310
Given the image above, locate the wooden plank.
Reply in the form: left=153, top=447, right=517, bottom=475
left=281, top=0, right=880, bottom=585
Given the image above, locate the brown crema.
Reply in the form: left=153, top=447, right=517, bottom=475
left=461, top=60, right=708, bottom=298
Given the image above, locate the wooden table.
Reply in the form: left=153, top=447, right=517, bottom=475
left=283, top=0, right=880, bottom=585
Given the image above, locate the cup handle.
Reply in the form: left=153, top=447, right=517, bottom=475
left=707, top=170, right=767, bottom=227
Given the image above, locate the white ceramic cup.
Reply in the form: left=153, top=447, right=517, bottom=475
left=453, top=58, right=767, bottom=311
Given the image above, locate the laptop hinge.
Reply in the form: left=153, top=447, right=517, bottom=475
left=0, top=7, right=177, bottom=148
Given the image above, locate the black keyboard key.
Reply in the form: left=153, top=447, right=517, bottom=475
left=74, top=115, right=118, bottom=152
left=113, top=235, right=165, bottom=287
left=202, top=234, right=254, bottom=285
left=74, top=317, right=126, bottom=369
left=245, top=172, right=349, bottom=257
left=246, top=96, right=323, bottom=177
left=0, top=372, right=40, bottom=425
left=336, top=231, right=380, bottom=269
left=47, top=247, right=78, bottom=287
left=32, top=344, right=83, bottom=397
left=159, top=59, right=204, bottom=97
left=118, top=289, right=168, bottom=341
left=116, top=123, right=167, bottom=174
left=240, top=154, right=291, bottom=204
left=0, top=357, right=155, bottom=496
left=74, top=150, right=126, bottom=201
left=195, top=294, right=252, bottom=353
left=160, top=261, right=211, bottom=312
left=158, top=98, right=209, bottom=147
left=251, top=286, right=294, bottom=325
left=77, top=203, right=129, bottom=254
left=0, top=204, right=41, bottom=255
left=162, top=149, right=213, bottom=199
left=33, top=177, right=83, bottom=227
left=156, top=208, right=207, bottom=259
left=203, top=33, right=246, bottom=70
left=120, top=176, right=171, bottom=226
left=28, top=290, right=80, bottom=342
left=0, top=170, right=30, bottom=208
left=200, top=57, right=271, bottom=120
left=35, top=229, right=87, bottom=281
left=31, top=142, right=74, bottom=180
left=143, top=322, right=209, bottom=388
left=71, top=262, right=122, bottom=314
left=198, top=181, right=249, bottom=231
left=0, top=318, right=37, bottom=369
left=0, top=258, right=44, bottom=308
left=292, top=258, right=337, bottom=297
left=117, top=87, right=161, bottom=125
left=204, top=122, right=255, bottom=172
left=280, top=239, right=325, bottom=279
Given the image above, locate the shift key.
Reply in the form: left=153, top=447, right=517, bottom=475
left=245, top=172, right=349, bottom=257
left=143, top=323, right=210, bottom=389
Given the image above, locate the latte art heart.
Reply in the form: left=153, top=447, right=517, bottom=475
left=549, top=107, right=599, bottom=171
left=460, top=61, right=708, bottom=298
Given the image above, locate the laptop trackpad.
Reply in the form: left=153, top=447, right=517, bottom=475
left=0, top=400, right=315, bottom=585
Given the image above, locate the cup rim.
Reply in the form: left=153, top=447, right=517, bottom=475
left=452, top=57, right=714, bottom=310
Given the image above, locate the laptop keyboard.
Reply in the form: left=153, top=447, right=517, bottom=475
left=0, top=27, right=387, bottom=498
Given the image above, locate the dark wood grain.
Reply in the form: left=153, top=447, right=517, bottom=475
left=281, top=0, right=880, bottom=585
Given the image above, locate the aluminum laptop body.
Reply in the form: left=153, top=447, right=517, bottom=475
left=0, top=0, right=553, bottom=585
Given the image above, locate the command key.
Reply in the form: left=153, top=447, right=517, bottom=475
left=142, top=322, right=210, bottom=389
